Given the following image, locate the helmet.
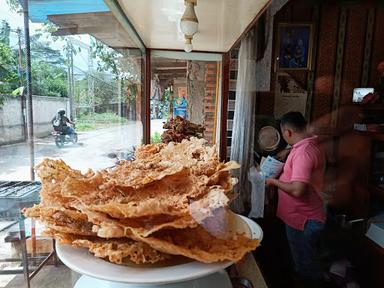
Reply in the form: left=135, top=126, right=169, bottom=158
left=57, top=109, right=66, bottom=116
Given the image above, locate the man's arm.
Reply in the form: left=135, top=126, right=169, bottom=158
left=266, top=178, right=308, bottom=198
left=64, top=116, right=74, bottom=125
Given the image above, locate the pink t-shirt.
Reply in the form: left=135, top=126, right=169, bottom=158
left=277, top=136, right=326, bottom=231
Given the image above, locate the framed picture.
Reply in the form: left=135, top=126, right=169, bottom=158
left=276, top=23, right=313, bottom=70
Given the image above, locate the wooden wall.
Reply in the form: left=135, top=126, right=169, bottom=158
left=257, top=0, right=384, bottom=216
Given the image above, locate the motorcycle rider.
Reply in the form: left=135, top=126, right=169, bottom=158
left=51, top=109, right=75, bottom=137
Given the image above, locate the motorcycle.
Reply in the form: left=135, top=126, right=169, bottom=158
left=52, top=125, right=78, bottom=148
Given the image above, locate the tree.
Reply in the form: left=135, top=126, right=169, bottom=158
left=31, top=60, right=67, bottom=97
left=30, top=34, right=66, bottom=66
left=5, top=0, right=21, bottom=12
left=91, top=40, right=141, bottom=84
left=0, top=42, right=18, bottom=94
left=0, top=20, right=11, bottom=46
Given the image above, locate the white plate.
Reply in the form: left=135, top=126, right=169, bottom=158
left=56, top=215, right=262, bottom=285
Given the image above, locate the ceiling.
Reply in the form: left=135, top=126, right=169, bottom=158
left=116, top=0, right=271, bottom=52
left=152, top=58, right=187, bottom=85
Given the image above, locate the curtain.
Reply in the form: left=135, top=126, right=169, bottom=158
left=256, top=0, right=289, bottom=91
left=230, top=28, right=257, bottom=213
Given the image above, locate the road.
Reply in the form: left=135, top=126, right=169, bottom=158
left=0, top=119, right=164, bottom=180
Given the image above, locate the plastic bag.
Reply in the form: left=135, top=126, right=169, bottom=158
left=248, top=166, right=265, bottom=218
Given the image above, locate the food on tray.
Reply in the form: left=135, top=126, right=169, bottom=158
left=161, top=116, right=205, bottom=143
left=44, top=229, right=169, bottom=265
left=23, top=138, right=259, bottom=265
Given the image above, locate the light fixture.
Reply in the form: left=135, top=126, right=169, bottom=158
left=180, top=0, right=198, bottom=36
left=184, top=36, right=193, bottom=53
left=180, top=0, right=198, bottom=53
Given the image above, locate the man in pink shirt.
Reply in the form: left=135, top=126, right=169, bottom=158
left=267, top=112, right=326, bottom=287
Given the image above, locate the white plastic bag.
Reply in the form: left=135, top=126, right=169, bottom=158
left=248, top=166, right=266, bottom=218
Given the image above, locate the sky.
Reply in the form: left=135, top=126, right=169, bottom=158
left=0, top=0, right=90, bottom=71
left=0, top=0, right=42, bottom=46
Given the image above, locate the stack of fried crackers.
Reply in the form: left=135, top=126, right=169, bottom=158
left=23, top=138, right=259, bottom=265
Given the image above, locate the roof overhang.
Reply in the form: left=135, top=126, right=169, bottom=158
left=48, top=12, right=137, bottom=49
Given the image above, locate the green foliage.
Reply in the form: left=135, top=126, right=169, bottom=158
left=92, top=40, right=119, bottom=76
left=30, top=34, right=65, bottom=66
left=91, top=40, right=141, bottom=84
left=151, top=88, right=171, bottom=119
left=77, top=112, right=127, bottom=124
left=92, top=72, right=117, bottom=106
left=0, top=20, right=11, bottom=46
left=161, top=88, right=171, bottom=118
left=0, top=42, right=18, bottom=94
left=5, top=0, right=21, bottom=13
left=75, top=112, right=127, bottom=131
left=31, top=61, right=67, bottom=97
left=0, top=18, right=67, bottom=98
left=74, top=71, right=120, bottom=109
left=150, top=132, right=162, bottom=144
left=75, top=122, right=94, bottom=131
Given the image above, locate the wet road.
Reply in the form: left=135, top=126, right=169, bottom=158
left=0, top=120, right=164, bottom=180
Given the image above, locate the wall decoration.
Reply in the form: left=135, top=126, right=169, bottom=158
left=274, top=72, right=308, bottom=118
left=276, top=23, right=313, bottom=70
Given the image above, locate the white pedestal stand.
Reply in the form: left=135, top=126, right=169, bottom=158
left=74, top=270, right=231, bottom=288
left=56, top=216, right=262, bottom=288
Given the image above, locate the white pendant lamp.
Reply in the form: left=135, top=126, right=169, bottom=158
left=180, top=0, right=198, bottom=36
left=180, top=0, right=198, bottom=52
left=184, top=36, right=193, bottom=53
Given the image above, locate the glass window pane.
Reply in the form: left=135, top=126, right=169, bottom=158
left=150, top=55, right=220, bottom=145
left=0, top=5, right=144, bottom=283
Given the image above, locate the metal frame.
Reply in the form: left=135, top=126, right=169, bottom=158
left=103, top=0, right=146, bottom=53
left=0, top=216, right=58, bottom=288
left=144, top=49, right=151, bottom=144
left=23, top=0, right=35, bottom=181
left=219, top=53, right=230, bottom=161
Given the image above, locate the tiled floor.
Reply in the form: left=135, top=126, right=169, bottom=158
left=5, top=264, right=80, bottom=288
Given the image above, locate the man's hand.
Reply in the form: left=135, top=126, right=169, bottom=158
left=266, top=178, right=308, bottom=197
left=266, top=178, right=278, bottom=186
left=275, top=148, right=291, bottom=162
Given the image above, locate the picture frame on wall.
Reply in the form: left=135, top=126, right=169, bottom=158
left=275, top=23, right=313, bottom=70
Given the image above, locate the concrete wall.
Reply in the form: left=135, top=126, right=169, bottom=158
left=187, top=61, right=206, bottom=125
left=0, top=95, right=69, bottom=145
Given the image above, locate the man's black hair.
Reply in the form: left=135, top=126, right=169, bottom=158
left=280, top=111, right=307, bottom=132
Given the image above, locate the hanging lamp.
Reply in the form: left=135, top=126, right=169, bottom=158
left=180, top=0, right=198, bottom=52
